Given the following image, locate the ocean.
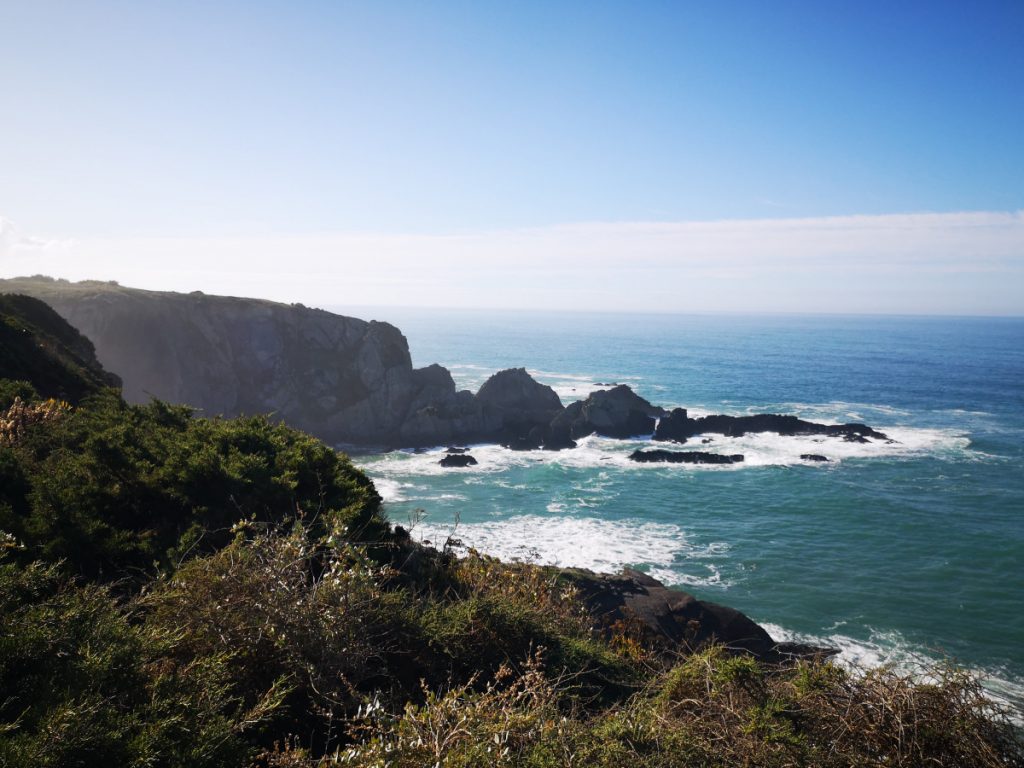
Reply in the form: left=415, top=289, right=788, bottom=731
left=337, top=307, right=1024, bottom=715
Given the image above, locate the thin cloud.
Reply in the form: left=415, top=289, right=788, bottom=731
left=1, top=211, right=1022, bottom=315
left=0, top=216, right=69, bottom=259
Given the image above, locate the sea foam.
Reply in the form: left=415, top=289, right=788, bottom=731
left=362, top=423, right=975, bottom=483
left=411, top=513, right=728, bottom=587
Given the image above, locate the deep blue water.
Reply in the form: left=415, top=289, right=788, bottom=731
left=335, top=308, right=1024, bottom=713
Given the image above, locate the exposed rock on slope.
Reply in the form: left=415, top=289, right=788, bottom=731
left=563, top=568, right=833, bottom=662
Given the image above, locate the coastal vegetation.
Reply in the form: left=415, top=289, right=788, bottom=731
left=0, top=296, right=1021, bottom=766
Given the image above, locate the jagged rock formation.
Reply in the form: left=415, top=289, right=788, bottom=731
left=1, top=278, right=894, bottom=454
left=475, top=368, right=564, bottom=449
left=550, top=384, right=665, bottom=443
left=0, top=293, right=121, bottom=404
left=0, top=277, right=495, bottom=446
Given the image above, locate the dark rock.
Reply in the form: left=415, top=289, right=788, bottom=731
left=438, top=453, right=478, bottom=468
left=629, top=449, right=744, bottom=464
left=476, top=368, right=564, bottom=447
left=800, top=454, right=830, bottom=462
left=542, top=432, right=577, bottom=451
left=398, top=367, right=500, bottom=448
left=550, top=385, right=665, bottom=440
left=702, top=438, right=713, bottom=444
left=653, top=407, right=690, bottom=443
left=645, top=408, right=889, bottom=443
left=563, top=568, right=835, bottom=662
left=477, top=367, right=562, bottom=415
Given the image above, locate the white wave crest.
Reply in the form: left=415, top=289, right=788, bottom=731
left=410, top=513, right=728, bottom=587
left=360, top=424, right=975, bottom=483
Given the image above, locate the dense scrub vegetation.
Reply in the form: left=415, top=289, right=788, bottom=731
left=0, top=296, right=1021, bottom=766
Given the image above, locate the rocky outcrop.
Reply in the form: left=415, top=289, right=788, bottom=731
left=438, top=453, right=478, bottom=468
left=653, top=407, right=690, bottom=443
left=653, top=410, right=889, bottom=442
left=0, top=277, right=494, bottom=447
left=475, top=368, right=564, bottom=449
left=629, top=449, right=744, bottom=465
left=550, top=385, right=665, bottom=441
left=564, top=568, right=834, bottom=662
left=801, top=454, right=830, bottom=462
left=2, top=278, right=895, bottom=456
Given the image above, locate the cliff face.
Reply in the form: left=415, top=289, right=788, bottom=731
left=0, top=277, right=492, bottom=446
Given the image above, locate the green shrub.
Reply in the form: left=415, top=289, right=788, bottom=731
left=0, top=390, right=385, bottom=581
left=0, top=551, right=279, bottom=768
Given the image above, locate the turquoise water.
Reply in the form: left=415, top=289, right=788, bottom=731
left=340, top=308, right=1024, bottom=713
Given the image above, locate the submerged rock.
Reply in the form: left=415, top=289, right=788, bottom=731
left=438, top=453, right=478, bottom=468
left=800, top=454, right=830, bottom=462
left=629, top=449, right=744, bottom=464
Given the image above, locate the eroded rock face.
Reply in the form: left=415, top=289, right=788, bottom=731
left=2, top=278, right=894, bottom=457
left=0, top=278, right=489, bottom=447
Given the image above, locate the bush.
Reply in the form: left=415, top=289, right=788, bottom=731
left=0, top=551, right=280, bottom=768
left=0, top=390, right=385, bottom=581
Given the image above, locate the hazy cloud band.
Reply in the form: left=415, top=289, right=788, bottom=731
left=2, top=211, right=1022, bottom=315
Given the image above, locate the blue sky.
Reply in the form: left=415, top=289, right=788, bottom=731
left=1, top=1, right=1022, bottom=313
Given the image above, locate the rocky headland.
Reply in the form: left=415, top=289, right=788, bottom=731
left=0, top=277, right=893, bottom=458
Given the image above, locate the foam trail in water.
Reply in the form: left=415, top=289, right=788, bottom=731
left=411, top=514, right=728, bottom=587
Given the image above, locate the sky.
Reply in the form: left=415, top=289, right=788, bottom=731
left=1, top=0, right=1022, bottom=314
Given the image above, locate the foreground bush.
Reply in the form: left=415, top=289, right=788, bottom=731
left=0, top=390, right=384, bottom=581
left=3, top=524, right=1021, bottom=767
left=274, top=644, right=1024, bottom=768
left=0, top=551, right=282, bottom=768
